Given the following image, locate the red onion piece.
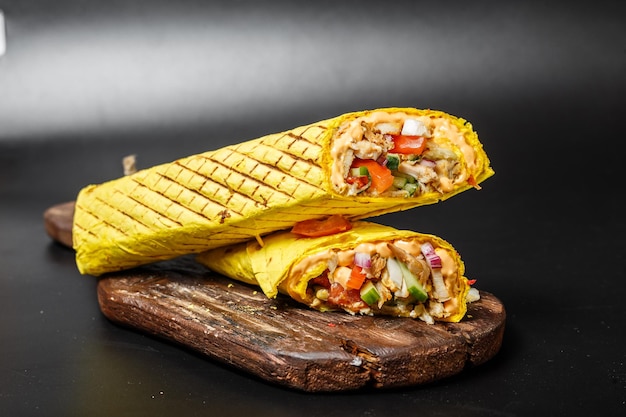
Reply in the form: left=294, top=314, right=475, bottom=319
left=419, top=159, right=436, bottom=168
left=420, top=242, right=442, bottom=269
left=354, top=252, right=372, bottom=268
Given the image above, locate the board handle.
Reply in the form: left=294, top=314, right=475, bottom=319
left=44, top=201, right=75, bottom=248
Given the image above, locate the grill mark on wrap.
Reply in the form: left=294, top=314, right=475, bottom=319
left=116, top=184, right=185, bottom=226
left=235, top=145, right=321, bottom=190
left=232, top=135, right=325, bottom=185
left=271, top=127, right=325, bottom=165
left=284, top=132, right=322, bottom=158
left=135, top=171, right=246, bottom=219
left=71, top=205, right=99, bottom=239
left=173, top=157, right=270, bottom=209
left=193, top=148, right=323, bottom=204
left=88, top=195, right=157, bottom=234
left=217, top=150, right=309, bottom=197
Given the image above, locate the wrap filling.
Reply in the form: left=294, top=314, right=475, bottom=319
left=331, top=111, right=478, bottom=197
left=290, top=236, right=476, bottom=323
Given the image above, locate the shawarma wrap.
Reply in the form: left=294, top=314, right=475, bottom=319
left=73, top=107, right=493, bottom=276
left=196, top=221, right=478, bottom=323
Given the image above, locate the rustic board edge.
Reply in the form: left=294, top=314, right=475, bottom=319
left=95, top=263, right=505, bottom=392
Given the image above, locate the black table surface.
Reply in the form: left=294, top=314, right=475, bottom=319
left=1, top=1, right=625, bottom=416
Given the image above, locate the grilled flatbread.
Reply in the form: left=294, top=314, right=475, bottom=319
left=73, top=108, right=493, bottom=275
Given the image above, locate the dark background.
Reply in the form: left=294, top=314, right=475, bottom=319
left=1, top=1, right=625, bottom=416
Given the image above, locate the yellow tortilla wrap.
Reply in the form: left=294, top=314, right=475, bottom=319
left=197, top=221, right=472, bottom=323
left=73, top=107, right=493, bottom=276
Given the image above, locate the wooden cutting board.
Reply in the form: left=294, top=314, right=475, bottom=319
left=44, top=201, right=506, bottom=392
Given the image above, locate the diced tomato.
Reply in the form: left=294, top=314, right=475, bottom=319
left=390, top=135, right=427, bottom=155
left=327, top=283, right=366, bottom=309
left=345, top=175, right=369, bottom=189
left=468, top=174, right=481, bottom=190
left=350, top=159, right=394, bottom=194
left=291, top=214, right=352, bottom=237
left=346, top=265, right=366, bottom=290
left=467, top=279, right=477, bottom=286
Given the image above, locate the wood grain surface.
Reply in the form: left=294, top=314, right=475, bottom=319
left=44, top=202, right=506, bottom=392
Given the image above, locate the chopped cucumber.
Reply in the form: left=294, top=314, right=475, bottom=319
left=392, top=176, right=407, bottom=189
left=349, top=166, right=369, bottom=177
left=393, top=171, right=416, bottom=183
left=397, top=261, right=428, bottom=302
left=360, top=281, right=381, bottom=306
left=392, top=174, right=419, bottom=195
left=403, top=182, right=418, bottom=196
left=386, top=154, right=400, bottom=170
